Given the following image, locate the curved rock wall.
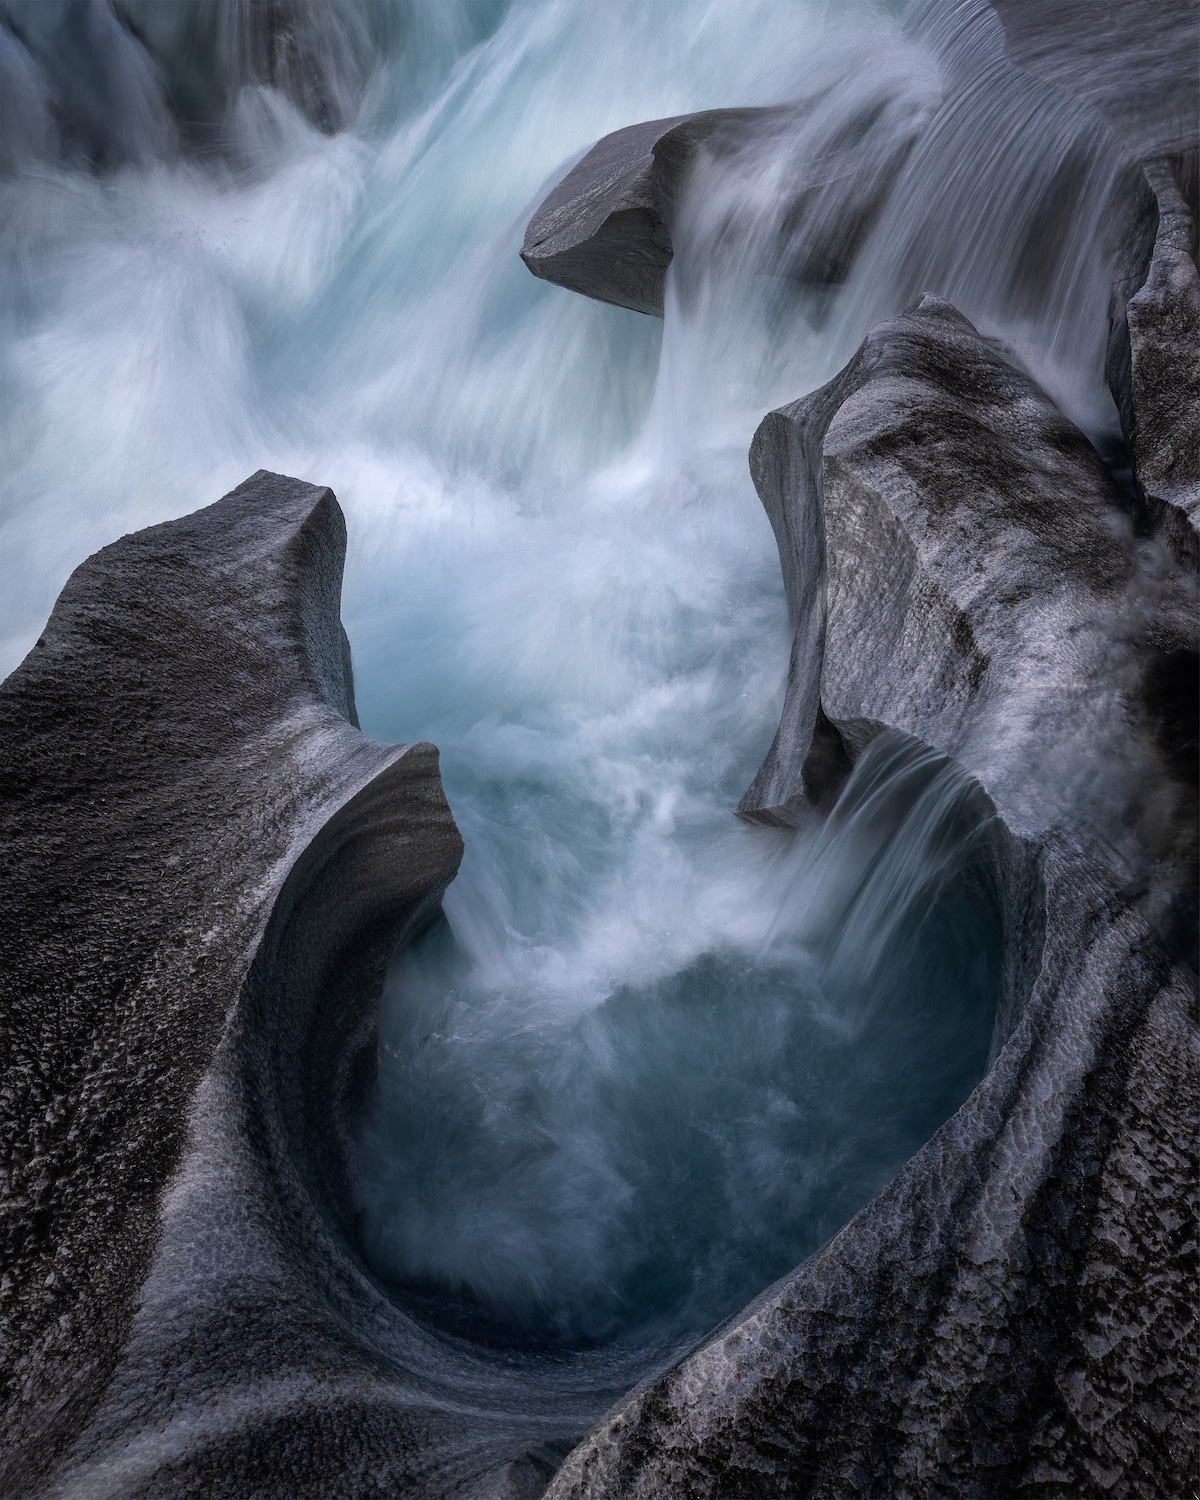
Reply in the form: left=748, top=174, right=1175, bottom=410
left=0, top=472, right=517, bottom=1496
left=2, top=2, right=1196, bottom=1495
left=0, top=470, right=689, bottom=1499
left=0, top=472, right=407, bottom=1487
left=543, top=298, right=1198, bottom=1500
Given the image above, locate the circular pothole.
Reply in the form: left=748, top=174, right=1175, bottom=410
left=352, top=731, right=1014, bottom=1351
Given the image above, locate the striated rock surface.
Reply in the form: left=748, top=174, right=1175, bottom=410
left=0, top=473, right=630, bottom=1499
left=990, top=0, right=1199, bottom=166
left=545, top=298, right=1198, bottom=1499
left=1108, top=159, right=1200, bottom=543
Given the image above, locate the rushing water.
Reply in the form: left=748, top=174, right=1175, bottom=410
left=360, top=732, right=1004, bottom=1346
left=0, top=0, right=1157, bottom=1352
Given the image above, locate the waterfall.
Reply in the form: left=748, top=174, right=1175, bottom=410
left=0, top=0, right=1166, bottom=1354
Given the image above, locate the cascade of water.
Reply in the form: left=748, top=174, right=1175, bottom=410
left=0, top=0, right=1165, bottom=1354
left=657, top=0, right=1152, bottom=455
left=356, top=731, right=1003, bottom=1347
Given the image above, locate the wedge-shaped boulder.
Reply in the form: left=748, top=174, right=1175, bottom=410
left=546, top=298, right=1198, bottom=1500
left=521, top=99, right=921, bottom=315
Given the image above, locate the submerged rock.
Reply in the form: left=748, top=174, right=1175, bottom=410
left=545, top=298, right=1198, bottom=1499
left=0, top=473, right=618, bottom=1497
left=0, top=0, right=379, bottom=169
left=990, top=0, right=1199, bottom=166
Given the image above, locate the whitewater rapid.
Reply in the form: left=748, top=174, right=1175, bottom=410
left=0, top=0, right=1145, bottom=1349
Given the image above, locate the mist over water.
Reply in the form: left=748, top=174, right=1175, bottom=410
left=360, top=733, right=1003, bottom=1345
left=0, top=0, right=1145, bottom=1350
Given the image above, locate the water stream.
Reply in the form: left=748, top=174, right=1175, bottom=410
left=0, top=0, right=1150, bottom=1356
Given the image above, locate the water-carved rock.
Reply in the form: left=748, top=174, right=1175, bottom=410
left=0, top=471, right=743, bottom=1499
left=990, top=0, right=1199, bottom=167
left=521, top=100, right=920, bottom=316
left=1108, top=159, right=1200, bottom=545
left=0, top=473, right=479, bottom=1496
left=545, top=298, right=1199, bottom=1500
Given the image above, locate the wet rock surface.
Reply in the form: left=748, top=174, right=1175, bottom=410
left=2, top=5, right=1196, bottom=1496
left=544, top=299, right=1199, bottom=1499
left=738, top=295, right=1169, bottom=834
left=990, top=0, right=1199, bottom=165
left=0, top=0, right=379, bottom=167
left=1109, top=159, right=1200, bottom=544
left=0, top=473, right=632, bottom=1498
left=520, top=100, right=918, bottom=316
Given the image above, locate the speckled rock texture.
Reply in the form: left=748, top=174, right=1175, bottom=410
left=1108, top=160, right=1200, bottom=544
left=0, top=473, right=628, bottom=1499
left=544, top=300, right=1198, bottom=1499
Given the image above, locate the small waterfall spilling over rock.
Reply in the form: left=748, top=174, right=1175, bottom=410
left=0, top=0, right=1194, bottom=1496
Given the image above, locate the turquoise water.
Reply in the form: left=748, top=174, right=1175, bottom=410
left=1, top=0, right=1134, bottom=1349
left=359, top=732, right=1004, bottom=1345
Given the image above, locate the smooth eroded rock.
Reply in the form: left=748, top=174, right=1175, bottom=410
left=0, top=472, right=633, bottom=1498
left=1109, top=159, right=1200, bottom=544
left=990, top=0, right=1199, bottom=165
left=544, top=299, right=1199, bottom=1500
left=521, top=99, right=920, bottom=316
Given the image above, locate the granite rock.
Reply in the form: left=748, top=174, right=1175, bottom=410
left=520, top=100, right=920, bottom=316
left=1108, top=159, right=1200, bottom=545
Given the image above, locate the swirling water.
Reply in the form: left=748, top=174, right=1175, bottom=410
left=0, top=0, right=1148, bottom=1351
left=361, top=733, right=1005, bottom=1346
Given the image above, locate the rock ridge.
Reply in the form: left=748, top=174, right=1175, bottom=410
left=0, top=472, right=466, bottom=1495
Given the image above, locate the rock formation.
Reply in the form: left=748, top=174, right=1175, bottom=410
left=521, top=98, right=922, bottom=317
left=1108, top=159, right=1200, bottom=545
left=6, top=309, right=1188, bottom=1500
left=0, top=473, right=624, bottom=1498
left=2, top=0, right=1196, bottom=1494
left=0, top=0, right=380, bottom=169
left=541, top=296, right=1198, bottom=1500
left=989, top=0, right=1198, bottom=166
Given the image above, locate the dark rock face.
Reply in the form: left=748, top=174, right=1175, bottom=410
left=0, top=0, right=379, bottom=168
left=520, top=112, right=694, bottom=316
left=739, top=295, right=1160, bottom=835
left=1108, top=159, right=1200, bottom=544
left=520, top=101, right=919, bottom=317
left=544, top=299, right=1198, bottom=1499
left=1, top=473, right=621, bottom=1498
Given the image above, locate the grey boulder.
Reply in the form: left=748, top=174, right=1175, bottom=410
left=520, top=100, right=920, bottom=316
